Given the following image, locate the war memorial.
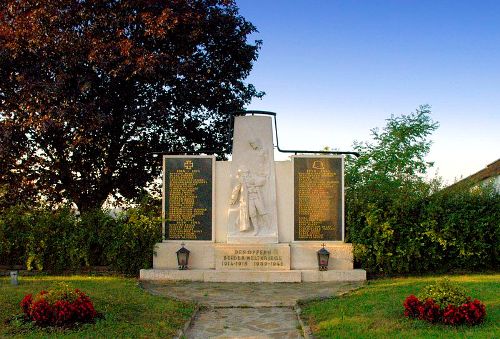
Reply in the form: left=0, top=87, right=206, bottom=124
left=140, top=112, right=366, bottom=282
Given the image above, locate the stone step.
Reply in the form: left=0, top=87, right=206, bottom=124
left=140, top=269, right=366, bottom=282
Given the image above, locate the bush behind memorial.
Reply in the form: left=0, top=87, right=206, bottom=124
left=1, top=184, right=497, bottom=275
left=0, top=198, right=161, bottom=275
left=347, top=184, right=499, bottom=274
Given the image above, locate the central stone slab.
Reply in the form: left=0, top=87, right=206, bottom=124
left=227, top=115, right=278, bottom=243
left=215, top=244, right=291, bottom=270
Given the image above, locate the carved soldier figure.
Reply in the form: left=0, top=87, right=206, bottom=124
left=230, top=168, right=268, bottom=235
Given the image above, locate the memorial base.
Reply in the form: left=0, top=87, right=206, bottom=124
left=140, top=269, right=366, bottom=282
left=152, top=242, right=355, bottom=271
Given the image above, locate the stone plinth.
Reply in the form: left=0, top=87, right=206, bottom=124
left=291, top=242, right=353, bottom=270
left=153, top=241, right=215, bottom=270
left=301, top=269, right=366, bottom=282
left=153, top=242, right=355, bottom=272
left=204, top=270, right=301, bottom=282
left=215, top=243, right=291, bottom=270
left=140, top=269, right=205, bottom=281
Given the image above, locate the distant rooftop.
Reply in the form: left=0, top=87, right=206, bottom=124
left=447, top=158, right=500, bottom=190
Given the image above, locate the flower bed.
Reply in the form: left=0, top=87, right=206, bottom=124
left=403, top=279, right=486, bottom=326
left=20, top=284, right=98, bottom=327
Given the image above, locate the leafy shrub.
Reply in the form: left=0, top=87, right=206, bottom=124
left=77, top=209, right=119, bottom=266
left=24, top=207, right=83, bottom=271
left=0, top=198, right=161, bottom=275
left=422, top=186, right=500, bottom=271
left=0, top=194, right=161, bottom=276
left=106, top=206, right=162, bottom=275
left=0, top=204, right=31, bottom=267
left=403, top=280, right=486, bottom=326
left=418, top=279, right=469, bottom=308
left=20, top=284, right=98, bottom=327
left=349, top=185, right=499, bottom=274
left=0, top=206, right=85, bottom=271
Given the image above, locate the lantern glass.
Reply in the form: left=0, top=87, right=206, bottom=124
left=317, top=246, right=330, bottom=271
left=176, top=245, right=190, bottom=270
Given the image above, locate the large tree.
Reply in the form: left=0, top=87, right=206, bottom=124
left=0, top=0, right=262, bottom=211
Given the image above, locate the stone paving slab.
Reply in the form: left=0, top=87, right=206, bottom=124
left=141, top=281, right=364, bottom=307
left=185, top=307, right=302, bottom=339
left=141, top=281, right=364, bottom=338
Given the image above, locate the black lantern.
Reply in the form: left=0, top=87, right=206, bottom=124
left=317, top=243, right=330, bottom=271
left=176, top=243, right=190, bottom=270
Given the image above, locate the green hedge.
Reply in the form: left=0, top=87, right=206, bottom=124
left=348, top=186, right=500, bottom=274
left=2, top=187, right=498, bottom=275
left=0, top=202, right=161, bottom=275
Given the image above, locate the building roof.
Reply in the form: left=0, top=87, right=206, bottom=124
left=448, top=158, right=500, bottom=189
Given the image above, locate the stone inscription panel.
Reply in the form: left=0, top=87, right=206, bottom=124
left=164, top=156, right=213, bottom=240
left=215, top=244, right=291, bottom=270
left=294, top=157, right=343, bottom=241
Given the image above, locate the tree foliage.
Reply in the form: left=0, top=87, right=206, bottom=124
left=346, top=104, right=439, bottom=195
left=0, top=0, right=262, bottom=211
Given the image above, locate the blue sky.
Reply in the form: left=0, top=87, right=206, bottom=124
left=237, top=0, right=500, bottom=184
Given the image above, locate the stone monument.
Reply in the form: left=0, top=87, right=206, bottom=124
left=140, top=112, right=366, bottom=282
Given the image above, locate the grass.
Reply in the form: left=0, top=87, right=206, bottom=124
left=0, top=275, right=195, bottom=338
left=301, top=273, right=500, bottom=339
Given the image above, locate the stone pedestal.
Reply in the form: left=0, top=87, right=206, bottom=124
left=153, top=242, right=215, bottom=269
left=143, top=241, right=364, bottom=282
left=290, top=242, right=353, bottom=270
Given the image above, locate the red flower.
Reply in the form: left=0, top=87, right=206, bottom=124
left=53, top=300, right=74, bottom=325
left=73, top=292, right=97, bottom=322
left=405, top=294, right=486, bottom=326
left=20, top=293, right=33, bottom=316
left=30, top=299, right=53, bottom=326
left=419, top=299, right=443, bottom=323
left=403, top=295, right=422, bottom=318
left=19, top=288, right=98, bottom=327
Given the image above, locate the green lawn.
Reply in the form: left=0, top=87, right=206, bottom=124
left=0, top=275, right=195, bottom=338
left=301, top=274, right=500, bottom=339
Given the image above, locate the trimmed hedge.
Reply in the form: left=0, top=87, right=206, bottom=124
left=0, top=201, right=161, bottom=275
left=1, top=187, right=498, bottom=275
left=349, top=186, right=500, bottom=274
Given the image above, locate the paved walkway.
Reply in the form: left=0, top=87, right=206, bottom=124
left=141, top=281, right=364, bottom=338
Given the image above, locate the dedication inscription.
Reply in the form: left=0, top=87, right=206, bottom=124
left=294, top=156, right=343, bottom=241
left=215, top=244, right=291, bottom=270
left=163, top=156, right=214, bottom=241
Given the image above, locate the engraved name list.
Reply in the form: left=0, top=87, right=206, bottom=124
left=164, top=157, right=213, bottom=241
left=294, top=157, right=343, bottom=241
